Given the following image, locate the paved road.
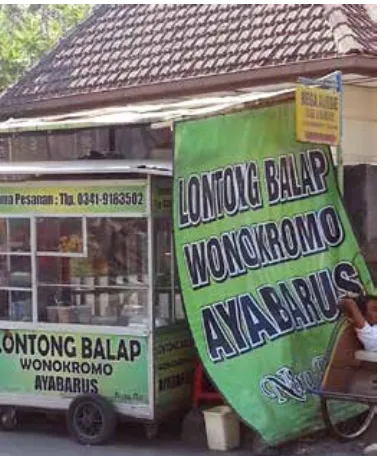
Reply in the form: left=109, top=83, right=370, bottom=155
left=0, top=413, right=373, bottom=456
left=0, top=415, right=248, bottom=456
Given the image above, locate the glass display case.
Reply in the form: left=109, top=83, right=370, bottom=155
left=0, top=177, right=184, bottom=329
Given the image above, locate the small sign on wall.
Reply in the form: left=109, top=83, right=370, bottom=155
left=295, top=85, right=341, bottom=146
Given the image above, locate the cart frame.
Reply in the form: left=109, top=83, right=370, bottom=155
left=0, top=160, right=195, bottom=443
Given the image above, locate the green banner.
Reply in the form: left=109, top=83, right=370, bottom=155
left=173, top=102, right=375, bottom=444
left=0, top=329, right=148, bottom=405
left=0, top=182, right=147, bottom=214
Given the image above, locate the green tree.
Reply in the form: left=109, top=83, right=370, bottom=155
left=0, top=4, right=91, bottom=91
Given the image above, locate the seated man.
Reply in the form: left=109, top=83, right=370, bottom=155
left=340, top=294, right=377, bottom=352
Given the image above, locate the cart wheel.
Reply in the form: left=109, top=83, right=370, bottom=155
left=144, top=422, right=159, bottom=440
left=67, top=394, right=116, bottom=445
left=0, top=407, right=17, bottom=431
left=321, top=398, right=376, bottom=440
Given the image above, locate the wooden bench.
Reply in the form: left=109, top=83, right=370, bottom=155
left=321, top=322, right=377, bottom=403
left=355, top=350, right=377, bottom=363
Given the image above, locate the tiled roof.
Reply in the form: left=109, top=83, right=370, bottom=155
left=0, top=4, right=376, bottom=113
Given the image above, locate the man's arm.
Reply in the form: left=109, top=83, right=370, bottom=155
left=339, top=298, right=367, bottom=329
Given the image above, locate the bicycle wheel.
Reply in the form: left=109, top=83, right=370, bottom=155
left=321, top=397, right=376, bottom=440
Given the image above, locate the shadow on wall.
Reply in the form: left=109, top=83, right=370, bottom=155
left=343, top=164, right=377, bottom=285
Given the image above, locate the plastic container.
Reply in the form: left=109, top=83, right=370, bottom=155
left=57, top=306, right=77, bottom=324
left=203, top=405, right=240, bottom=451
left=46, top=306, right=58, bottom=323
left=76, top=305, right=92, bottom=324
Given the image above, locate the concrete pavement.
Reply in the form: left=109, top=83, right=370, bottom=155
left=0, top=414, right=250, bottom=456
left=0, top=412, right=374, bottom=456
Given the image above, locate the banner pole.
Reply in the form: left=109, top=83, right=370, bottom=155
left=337, top=144, right=344, bottom=196
left=336, top=71, right=344, bottom=196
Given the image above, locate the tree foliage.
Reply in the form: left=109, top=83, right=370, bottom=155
left=0, top=4, right=91, bottom=91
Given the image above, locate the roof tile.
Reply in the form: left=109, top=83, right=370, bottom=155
left=0, top=4, right=376, bottom=111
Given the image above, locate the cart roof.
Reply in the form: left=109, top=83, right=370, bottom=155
left=0, top=89, right=293, bottom=133
left=0, top=159, right=172, bottom=177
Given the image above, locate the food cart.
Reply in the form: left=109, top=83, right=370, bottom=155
left=0, top=160, right=195, bottom=445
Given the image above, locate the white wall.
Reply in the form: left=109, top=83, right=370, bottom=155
left=341, top=85, right=377, bottom=165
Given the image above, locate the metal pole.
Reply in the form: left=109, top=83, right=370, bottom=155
left=147, top=174, right=155, bottom=419
left=30, top=216, right=38, bottom=324
left=336, top=71, right=344, bottom=196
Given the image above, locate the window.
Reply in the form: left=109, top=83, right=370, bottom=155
left=174, top=265, right=185, bottom=321
left=153, top=216, right=184, bottom=325
left=37, top=256, right=72, bottom=285
left=86, top=217, right=147, bottom=282
left=0, top=255, right=32, bottom=288
left=0, top=290, right=32, bottom=322
left=154, top=217, right=172, bottom=326
left=0, top=218, right=30, bottom=252
left=37, top=217, right=149, bottom=327
left=0, top=209, right=181, bottom=328
left=0, top=218, right=32, bottom=322
left=37, top=217, right=84, bottom=254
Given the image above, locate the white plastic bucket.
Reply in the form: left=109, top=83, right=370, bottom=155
left=203, top=405, right=240, bottom=451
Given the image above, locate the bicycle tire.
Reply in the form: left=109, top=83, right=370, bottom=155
left=321, top=397, right=376, bottom=441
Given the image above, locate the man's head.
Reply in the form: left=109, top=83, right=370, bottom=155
left=357, top=294, right=377, bottom=325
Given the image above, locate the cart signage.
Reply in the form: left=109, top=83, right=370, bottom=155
left=173, top=101, right=374, bottom=444
left=155, top=324, right=195, bottom=408
left=0, top=330, right=148, bottom=404
left=0, top=182, right=147, bottom=214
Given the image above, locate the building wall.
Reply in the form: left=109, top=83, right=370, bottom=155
left=340, top=85, right=377, bottom=281
left=341, top=85, right=377, bottom=165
